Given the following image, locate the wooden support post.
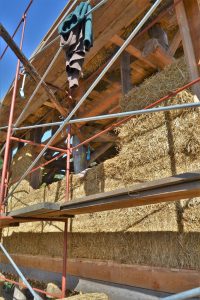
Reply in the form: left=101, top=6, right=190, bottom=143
left=72, top=136, right=87, bottom=174
left=175, top=0, right=200, bottom=99
left=120, top=52, right=132, bottom=95
left=30, top=128, right=43, bottom=189
left=183, top=0, right=200, bottom=65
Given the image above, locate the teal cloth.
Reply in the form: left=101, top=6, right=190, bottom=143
left=58, top=2, right=93, bottom=50
left=0, top=158, right=3, bottom=169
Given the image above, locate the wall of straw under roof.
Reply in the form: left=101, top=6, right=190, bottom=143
left=3, top=57, right=200, bottom=270
left=10, top=145, right=44, bottom=187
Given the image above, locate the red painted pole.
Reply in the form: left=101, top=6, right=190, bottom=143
left=62, top=125, right=71, bottom=298
left=65, top=125, right=71, bottom=202
left=0, top=15, right=27, bottom=212
left=62, top=221, right=68, bottom=298
left=0, top=276, right=63, bottom=299
left=10, top=152, right=63, bottom=185
left=4, top=149, right=12, bottom=200
left=10, top=136, right=68, bottom=154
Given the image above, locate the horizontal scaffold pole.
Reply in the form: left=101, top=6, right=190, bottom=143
left=68, top=101, right=200, bottom=123
left=10, top=136, right=68, bottom=154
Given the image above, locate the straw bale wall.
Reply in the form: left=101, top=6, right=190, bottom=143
left=3, top=57, right=200, bottom=270
left=11, top=145, right=44, bottom=187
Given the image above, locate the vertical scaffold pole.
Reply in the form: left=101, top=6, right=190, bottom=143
left=0, top=14, right=27, bottom=212
left=62, top=221, right=68, bottom=298
left=66, top=125, right=71, bottom=202
left=4, top=149, right=12, bottom=200
left=62, top=124, right=71, bottom=298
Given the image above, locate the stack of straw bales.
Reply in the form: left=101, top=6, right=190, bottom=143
left=5, top=57, right=200, bottom=269
left=11, top=144, right=44, bottom=186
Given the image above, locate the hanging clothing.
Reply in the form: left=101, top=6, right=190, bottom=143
left=58, top=2, right=93, bottom=89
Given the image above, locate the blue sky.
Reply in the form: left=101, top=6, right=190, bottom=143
left=0, top=0, right=67, bottom=100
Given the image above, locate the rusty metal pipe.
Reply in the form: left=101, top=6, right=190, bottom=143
left=0, top=15, right=27, bottom=211
left=62, top=221, right=68, bottom=298
left=10, top=136, right=68, bottom=154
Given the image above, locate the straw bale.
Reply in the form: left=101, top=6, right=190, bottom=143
left=120, top=57, right=188, bottom=112
left=3, top=229, right=200, bottom=270
left=11, top=145, right=44, bottom=186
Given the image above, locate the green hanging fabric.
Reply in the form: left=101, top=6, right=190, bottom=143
left=0, top=158, right=3, bottom=169
left=58, top=1, right=93, bottom=50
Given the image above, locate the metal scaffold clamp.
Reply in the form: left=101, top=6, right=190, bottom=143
left=19, top=70, right=28, bottom=99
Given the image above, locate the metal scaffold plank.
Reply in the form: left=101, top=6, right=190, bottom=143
left=2, top=170, right=200, bottom=223
left=9, top=202, right=60, bottom=217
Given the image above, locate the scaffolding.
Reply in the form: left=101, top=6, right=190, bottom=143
left=0, top=0, right=200, bottom=299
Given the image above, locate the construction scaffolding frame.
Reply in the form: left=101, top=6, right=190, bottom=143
left=0, top=0, right=200, bottom=299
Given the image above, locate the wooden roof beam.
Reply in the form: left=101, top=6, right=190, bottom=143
left=111, top=34, right=157, bottom=69
left=81, top=126, right=116, bottom=143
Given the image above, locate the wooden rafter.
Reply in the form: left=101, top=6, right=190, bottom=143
left=111, top=34, right=156, bottom=69
left=81, top=126, right=116, bottom=143
left=168, top=30, right=182, bottom=56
